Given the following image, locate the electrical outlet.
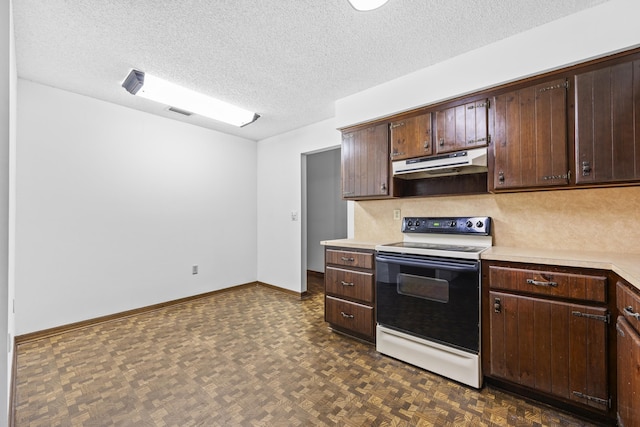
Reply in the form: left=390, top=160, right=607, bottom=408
left=192, top=265, right=198, bottom=275
left=291, top=211, right=299, bottom=221
left=393, top=209, right=401, bottom=220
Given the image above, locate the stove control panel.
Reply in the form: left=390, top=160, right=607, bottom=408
left=401, top=216, right=491, bottom=235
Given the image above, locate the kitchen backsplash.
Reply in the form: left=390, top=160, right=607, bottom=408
left=354, top=186, right=640, bottom=254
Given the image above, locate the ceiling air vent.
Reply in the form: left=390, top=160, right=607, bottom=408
left=167, top=106, right=192, bottom=116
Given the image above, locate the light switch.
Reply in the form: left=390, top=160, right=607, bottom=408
left=291, top=211, right=299, bottom=221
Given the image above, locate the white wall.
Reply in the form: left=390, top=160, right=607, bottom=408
left=15, top=80, right=258, bottom=335
left=257, top=119, right=341, bottom=292
left=336, top=0, right=640, bottom=128
left=306, top=148, right=346, bottom=273
left=1, top=0, right=16, bottom=421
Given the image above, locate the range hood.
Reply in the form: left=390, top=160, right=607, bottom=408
left=393, top=147, right=488, bottom=180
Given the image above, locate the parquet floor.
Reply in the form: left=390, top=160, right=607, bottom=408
left=14, top=274, right=601, bottom=426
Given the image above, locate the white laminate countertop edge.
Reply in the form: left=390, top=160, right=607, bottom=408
left=482, top=247, right=640, bottom=292
left=320, top=239, right=383, bottom=251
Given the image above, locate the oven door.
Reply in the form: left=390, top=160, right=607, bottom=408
left=376, top=252, right=480, bottom=353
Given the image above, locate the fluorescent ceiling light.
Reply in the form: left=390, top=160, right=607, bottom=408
left=348, top=0, right=389, bottom=11
left=122, top=69, right=259, bottom=127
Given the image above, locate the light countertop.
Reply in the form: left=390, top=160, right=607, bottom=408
left=321, top=239, right=640, bottom=291
left=320, top=239, right=385, bottom=251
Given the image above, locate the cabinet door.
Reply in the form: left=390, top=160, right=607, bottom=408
left=435, top=99, right=488, bottom=154
left=390, top=113, right=432, bottom=160
left=575, top=59, right=640, bottom=184
left=489, top=292, right=609, bottom=411
left=617, top=317, right=640, bottom=427
left=493, top=79, right=569, bottom=189
left=341, top=123, right=390, bottom=199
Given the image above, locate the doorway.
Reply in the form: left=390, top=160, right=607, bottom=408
left=302, top=147, right=347, bottom=292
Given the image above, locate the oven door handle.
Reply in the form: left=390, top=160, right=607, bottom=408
left=376, top=254, right=479, bottom=272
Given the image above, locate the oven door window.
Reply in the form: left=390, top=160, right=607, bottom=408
left=397, top=273, right=449, bottom=303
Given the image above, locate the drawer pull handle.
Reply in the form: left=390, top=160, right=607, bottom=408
left=526, top=278, right=557, bottom=287
left=341, top=257, right=355, bottom=262
left=340, top=312, right=354, bottom=319
left=341, top=281, right=354, bottom=287
left=624, top=306, right=640, bottom=320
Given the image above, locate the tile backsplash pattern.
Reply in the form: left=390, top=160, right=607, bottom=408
left=354, top=186, right=640, bottom=254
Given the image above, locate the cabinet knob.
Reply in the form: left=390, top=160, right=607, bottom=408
left=493, top=298, right=501, bottom=313
left=381, top=182, right=387, bottom=193
left=424, top=141, right=430, bottom=150
left=498, top=171, right=505, bottom=184
left=582, top=161, right=591, bottom=176
left=340, top=312, right=354, bottom=319
left=439, top=138, right=445, bottom=146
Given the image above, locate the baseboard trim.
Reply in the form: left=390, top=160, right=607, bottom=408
left=15, top=281, right=260, bottom=344
left=257, top=281, right=305, bottom=299
left=8, top=337, right=16, bottom=427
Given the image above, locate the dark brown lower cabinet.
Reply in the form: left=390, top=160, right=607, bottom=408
left=324, top=247, right=376, bottom=342
left=483, top=261, right=614, bottom=422
left=616, top=317, right=640, bottom=427
left=616, top=279, right=640, bottom=427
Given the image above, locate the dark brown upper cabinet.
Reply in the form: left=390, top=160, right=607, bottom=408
left=575, top=59, right=640, bottom=184
left=492, top=78, right=569, bottom=190
left=435, top=99, right=489, bottom=154
left=341, top=123, right=390, bottom=199
left=390, top=113, right=432, bottom=161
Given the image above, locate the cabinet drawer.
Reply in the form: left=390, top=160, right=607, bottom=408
left=617, top=280, right=640, bottom=334
left=325, top=296, right=374, bottom=338
left=489, top=266, right=607, bottom=303
left=326, top=249, right=373, bottom=269
left=325, top=267, right=374, bottom=303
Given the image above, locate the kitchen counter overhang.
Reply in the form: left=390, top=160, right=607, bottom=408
left=321, top=240, right=640, bottom=292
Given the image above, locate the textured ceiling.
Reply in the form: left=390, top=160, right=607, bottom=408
left=12, top=0, right=608, bottom=141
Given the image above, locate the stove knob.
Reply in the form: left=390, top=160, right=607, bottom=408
left=476, top=220, right=484, bottom=228
left=407, top=220, right=413, bottom=227
left=466, top=220, right=473, bottom=228
left=414, top=220, right=420, bottom=227
left=449, top=221, right=456, bottom=227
